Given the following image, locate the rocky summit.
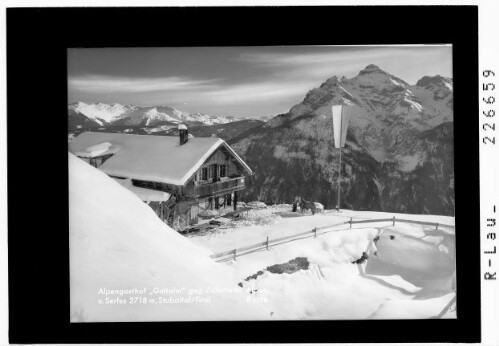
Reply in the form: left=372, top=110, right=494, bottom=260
left=229, top=65, right=454, bottom=216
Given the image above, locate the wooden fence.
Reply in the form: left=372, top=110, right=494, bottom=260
left=210, top=216, right=455, bottom=262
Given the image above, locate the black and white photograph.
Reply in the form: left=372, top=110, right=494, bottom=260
left=67, top=45, right=457, bottom=322
left=6, top=3, right=491, bottom=344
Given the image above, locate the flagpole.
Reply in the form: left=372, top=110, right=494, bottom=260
left=337, top=146, right=342, bottom=210
left=337, top=106, right=343, bottom=211
left=332, top=104, right=350, bottom=212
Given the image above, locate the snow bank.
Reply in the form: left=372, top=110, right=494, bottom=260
left=246, top=201, right=268, bottom=209
left=369, top=293, right=456, bottom=319
left=190, top=205, right=456, bottom=319
left=233, top=229, right=417, bottom=320
left=69, top=153, right=270, bottom=322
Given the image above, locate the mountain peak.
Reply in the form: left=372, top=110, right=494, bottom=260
left=359, top=64, right=384, bottom=75
left=416, top=75, right=452, bottom=87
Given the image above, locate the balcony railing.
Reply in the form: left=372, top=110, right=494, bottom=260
left=185, top=177, right=245, bottom=198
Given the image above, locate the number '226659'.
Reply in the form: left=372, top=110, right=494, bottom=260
left=483, top=70, right=495, bottom=145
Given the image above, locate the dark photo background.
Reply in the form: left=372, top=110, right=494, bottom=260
left=7, top=6, right=479, bottom=343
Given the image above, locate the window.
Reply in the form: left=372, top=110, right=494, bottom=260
left=220, top=165, right=227, bottom=178
left=210, top=164, right=217, bottom=179
left=201, top=167, right=208, bottom=180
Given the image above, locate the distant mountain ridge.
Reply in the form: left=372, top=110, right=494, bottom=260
left=229, top=64, right=455, bottom=216
left=68, top=102, right=234, bottom=129
left=68, top=101, right=267, bottom=142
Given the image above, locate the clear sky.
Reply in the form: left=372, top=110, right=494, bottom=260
left=68, top=45, right=452, bottom=118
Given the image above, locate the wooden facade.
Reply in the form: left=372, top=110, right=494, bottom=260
left=172, top=145, right=248, bottom=228
left=97, top=145, right=247, bottom=230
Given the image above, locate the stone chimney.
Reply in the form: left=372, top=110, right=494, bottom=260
left=178, top=124, right=189, bottom=145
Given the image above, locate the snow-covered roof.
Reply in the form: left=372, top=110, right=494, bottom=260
left=113, top=178, right=171, bottom=203
left=69, top=132, right=252, bottom=186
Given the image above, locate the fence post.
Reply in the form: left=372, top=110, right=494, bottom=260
left=233, top=249, right=237, bottom=261
left=349, top=217, right=352, bottom=228
left=314, top=227, right=317, bottom=238
left=393, top=216, right=395, bottom=226
left=436, top=223, right=439, bottom=231
left=266, top=236, right=269, bottom=250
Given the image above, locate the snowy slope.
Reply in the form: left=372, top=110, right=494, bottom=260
left=68, top=157, right=456, bottom=321
left=410, top=75, right=453, bottom=127
left=143, top=107, right=182, bottom=125
left=189, top=206, right=456, bottom=319
left=70, top=102, right=134, bottom=125
left=180, top=112, right=231, bottom=125
left=68, top=153, right=271, bottom=322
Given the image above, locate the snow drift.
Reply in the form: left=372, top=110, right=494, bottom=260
left=190, top=206, right=456, bottom=319
left=68, top=153, right=270, bottom=322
